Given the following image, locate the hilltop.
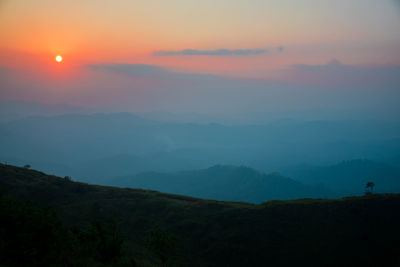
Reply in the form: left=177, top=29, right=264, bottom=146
left=1, top=164, right=400, bottom=266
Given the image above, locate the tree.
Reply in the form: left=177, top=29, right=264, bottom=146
left=365, top=182, right=375, bottom=195
left=23, top=164, right=31, bottom=169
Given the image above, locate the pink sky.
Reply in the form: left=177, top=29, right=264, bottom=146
left=1, top=0, right=400, bottom=74
left=0, top=0, right=399, bottom=115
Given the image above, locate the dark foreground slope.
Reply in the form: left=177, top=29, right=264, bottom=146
left=1, top=164, right=400, bottom=267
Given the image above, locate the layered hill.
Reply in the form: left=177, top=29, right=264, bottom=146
left=1, top=164, right=400, bottom=266
left=2, top=113, right=400, bottom=182
left=112, top=165, right=334, bottom=203
left=286, top=159, right=400, bottom=194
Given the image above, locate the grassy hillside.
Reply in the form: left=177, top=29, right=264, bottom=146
left=113, top=165, right=334, bottom=203
left=1, top=164, right=400, bottom=266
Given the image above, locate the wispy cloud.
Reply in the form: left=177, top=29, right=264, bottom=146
left=153, top=48, right=268, bottom=56
left=286, top=59, right=400, bottom=88
left=290, top=59, right=344, bottom=71
left=87, top=64, right=167, bottom=77
left=86, top=63, right=218, bottom=81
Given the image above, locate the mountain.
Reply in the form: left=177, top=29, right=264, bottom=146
left=0, top=100, right=98, bottom=122
left=0, top=113, right=160, bottom=165
left=111, top=165, right=334, bottom=203
left=2, top=112, right=400, bottom=183
left=285, top=159, right=400, bottom=195
left=73, top=152, right=212, bottom=183
left=1, top=164, right=400, bottom=266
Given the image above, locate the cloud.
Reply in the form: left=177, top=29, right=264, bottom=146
left=286, top=59, right=400, bottom=89
left=86, top=63, right=218, bottom=82
left=290, top=59, right=344, bottom=71
left=153, top=48, right=268, bottom=56
left=87, top=64, right=167, bottom=77
left=2, top=59, right=400, bottom=121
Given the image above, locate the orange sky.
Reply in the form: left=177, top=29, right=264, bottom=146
left=1, top=0, right=400, bottom=78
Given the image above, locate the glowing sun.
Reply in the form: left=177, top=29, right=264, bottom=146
left=55, top=55, right=63, bottom=63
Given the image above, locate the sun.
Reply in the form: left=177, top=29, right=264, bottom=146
left=55, top=55, right=63, bottom=63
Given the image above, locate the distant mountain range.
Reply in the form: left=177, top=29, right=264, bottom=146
left=0, top=100, right=98, bottom=122
left=1, top=112, right=400, bottom=177
left=285, top=159, right=400, bottom=195
left=0, top=111, right=399, bottom=202
left=110, top=165, right=334, bottom=203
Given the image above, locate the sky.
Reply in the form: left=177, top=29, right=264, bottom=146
left=0, top=0, right=400, bottom=118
